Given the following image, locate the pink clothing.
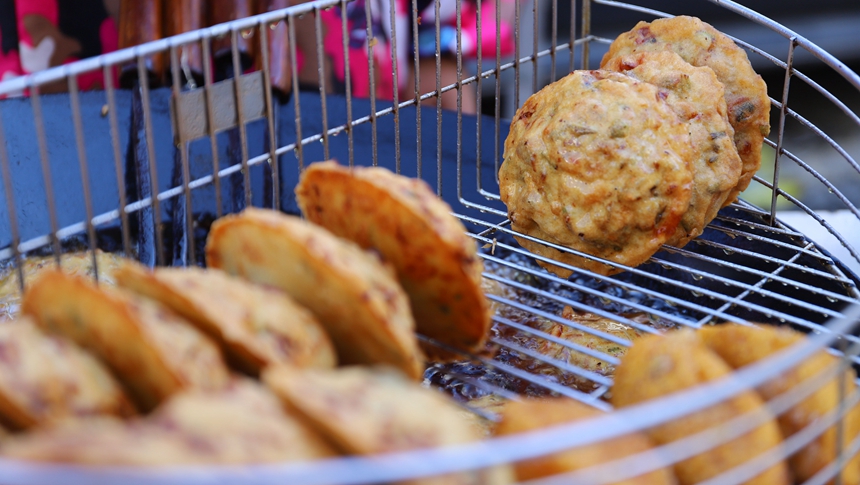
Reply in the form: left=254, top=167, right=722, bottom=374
left=0, top=0, right=118, bottom=97
left=318, top=0, right=516, bottom=101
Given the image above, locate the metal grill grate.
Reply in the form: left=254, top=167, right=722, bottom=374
left=0, top=0, right=859, bottom=483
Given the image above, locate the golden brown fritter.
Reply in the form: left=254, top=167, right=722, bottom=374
left=296, top=160, right=490, bottom=361
left=0, top=318, right=135, bottom=430
left=0, top=417, right=198, bottom=466
left=0, top=250, right=124, bottom=320
left=496, top=398, right=677, bottom=484
left=115, top=263, right=337, bottom=375
left=460, top=394, right=509, bottom=436
left=601, top=15, right=771, bottom=204
left=500, top=70, right=694, bottom=277
left=1, top=381, right=338, bottom=465
left=205, top=208, right=425, bottom=379
left=263, top=365, right=513, bottom=485
left=698, top=324, right=860, bottom=485
left=603, top=51, right=742, bottom=247
left=21, top=271, right=231, bottom=412
left=611, top=330, right=791, bottom=485
left=263, top=365, right=483, bottom=454
left=144, top=379, right=339, bottom=464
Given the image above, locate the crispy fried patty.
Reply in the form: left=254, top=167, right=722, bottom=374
left=601, top=15, right=771, bottom=204
left=296, top=161, right=490, bottom=361
left=500, top=70, right=694, bottom=277
left=603, top=51, right=742, bottom=247
left=612, top=330, right=791, bottom=485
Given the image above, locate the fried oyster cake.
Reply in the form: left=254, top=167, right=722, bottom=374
left=263, top=365, right=514, bottom=485
left=601, top=15, right=771, bottom=204
left=496, top=398, right=677, bottom=484
left=206, top=208, right=425, bottom=379
left=612, top=330, right=790, bottom=485
left=0, top=318, right=134, bottom=430
left=296, top=160, right=491, bottom=361
left=0, top=250, right=125, bottom=320
left=698, top=324, right=860, bottom=485
left=603, top=51, right=742, bottom=247
left=500, top=70, right=694, bottom=277
left=21, top=271, right=231, bottom=412
left=115, top=263, right=337, bottom=375
left=1, top=381, right=338, bottom=465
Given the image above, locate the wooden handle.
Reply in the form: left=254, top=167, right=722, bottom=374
left=257, top=0, right=292, bottom=99
left=118, top=0, right=164, bottom=87
left=118, top=0, right=163, bottom=48
left=209, top=0, right=256, bottom=79
left=165, top=0, right=206, bottom=81
left=209, top=0, right=255, bottom=58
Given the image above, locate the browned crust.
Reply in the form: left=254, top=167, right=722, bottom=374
left=296, top=160, right=490, bottom=361
left=115, top=263, right=337, bottom=375
left=0, top=250, right=125, bottom=321
left=21, top=271, right=230, bottom=412
left=496, top=398, right=677, bottom=484
left=0, top=318, right=135, bottom=431
left=601, top=15, right=770, bottom=204
left=501, top=70, right=694, bottom=276
left=698, top=324, right=860, bottom=484
left=0, top=381, right=339, bottom=465
left=611, top=330, right=790, bottom=485
left=262, top=366, right=480, bottom=454
left=602, top=51, right=743, bottom=247
left=205, top=208, right=425, bottom=379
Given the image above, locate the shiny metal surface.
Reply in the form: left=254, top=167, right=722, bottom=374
left=0, top=0, right=858, bottom=482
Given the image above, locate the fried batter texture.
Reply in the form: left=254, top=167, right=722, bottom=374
left=0, top=318, right=134, bottom=430
left=296, top=160, right=490, bottom=361
left=0, top=250, right=124, bottom=320
left=115, top=263, right=337, bottom=375
left=263, top=366, right=514, bottom=485
left=611, top=330, right=791, bottom=485
left=1, top=381, right=338, bottom=465
left=496, top=398, right=677, bottom=484
left=603, top=51, right=742, bottom=247
left=21, top=271, right=231, bottom=412
left=521, top=308, right=643, bottom=391
left=206, top=208, right=425, bottom=379
left=500, top=70, right=694, bottom=277
left=601, top=15, right=771, bottom=203
left=698, top=324, right=860, bottom=485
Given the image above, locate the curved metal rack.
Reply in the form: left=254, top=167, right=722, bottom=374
left=0, top=0, right=858, bottom=483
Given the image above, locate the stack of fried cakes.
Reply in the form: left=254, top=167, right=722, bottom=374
left=500, top=16, right=770, bottom=277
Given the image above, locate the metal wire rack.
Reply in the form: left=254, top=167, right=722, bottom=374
left=0, top=0, right=859, bottom=483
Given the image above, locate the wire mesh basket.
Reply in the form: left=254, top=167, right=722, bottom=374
left=0, top=0, right=859, bottom=483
